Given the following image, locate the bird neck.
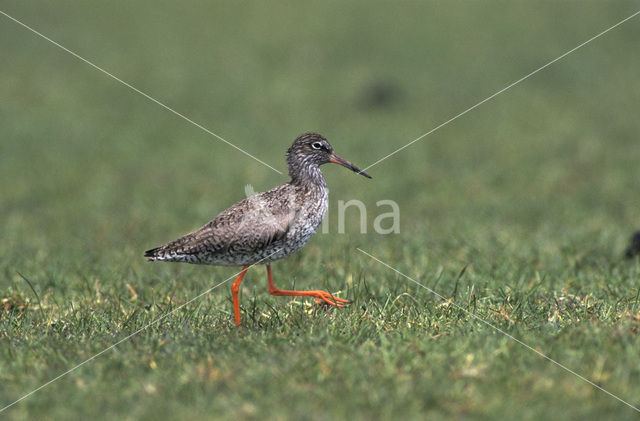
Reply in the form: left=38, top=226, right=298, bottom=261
left=289, top=161, right=327, bottom=188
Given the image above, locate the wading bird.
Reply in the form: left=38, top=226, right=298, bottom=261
left=145, top=133, right=371, bottom=325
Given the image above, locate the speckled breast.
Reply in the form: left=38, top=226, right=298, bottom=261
left=260, top=187, right=329, bottom=263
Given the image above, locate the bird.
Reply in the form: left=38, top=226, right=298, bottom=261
left=624, top=230, right=640, bottom=259
left=145, top=132, right=372, bottom=325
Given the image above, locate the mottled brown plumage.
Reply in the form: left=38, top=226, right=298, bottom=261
left=145, top=182, right=320, bottom=265
left=144, top=132, right=371, bottom=325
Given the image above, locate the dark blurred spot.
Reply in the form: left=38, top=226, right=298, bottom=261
left=358, top=79, right=402, bottom=110
left=624, top=230, right=640, bottom=259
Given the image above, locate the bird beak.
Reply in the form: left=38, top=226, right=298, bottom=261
left=328, top=151, right=372, bottom=179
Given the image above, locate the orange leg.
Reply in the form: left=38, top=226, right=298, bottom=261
left=231, top=266, right=249, bottom=326
left=266, top=265, right=350, bottom=307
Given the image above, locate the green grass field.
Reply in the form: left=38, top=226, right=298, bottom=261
left=2, top=1, right=640, bottom=419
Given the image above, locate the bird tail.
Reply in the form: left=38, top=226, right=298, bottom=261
left=144, top=246, right=164, bottom=261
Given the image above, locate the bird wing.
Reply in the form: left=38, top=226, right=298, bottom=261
left=148, top=184, right=298, bottom=258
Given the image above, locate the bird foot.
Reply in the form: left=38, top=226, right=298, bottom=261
left=313, top=291, right=351, bottom=307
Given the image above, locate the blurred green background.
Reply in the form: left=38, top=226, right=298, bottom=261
left=2, top=1, right=640, bottom=419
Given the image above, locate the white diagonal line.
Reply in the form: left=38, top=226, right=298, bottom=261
left=0, top=249, right=281, bottom=414
left=362, top=9, right=640, bottom=172
left=0, top=10, right=283, bottom=175
left=356, top=248, right=640, bottom=413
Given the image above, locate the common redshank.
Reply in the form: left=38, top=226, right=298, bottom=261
left=145, top=132, right=371, bottom=325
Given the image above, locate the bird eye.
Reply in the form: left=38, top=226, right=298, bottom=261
left=311, top=142, right=322, bottom=150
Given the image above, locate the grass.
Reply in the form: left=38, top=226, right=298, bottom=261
left=2, top=1, right=640, bottom=419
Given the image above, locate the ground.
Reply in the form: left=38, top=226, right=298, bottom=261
left=2, top=1, right=640, bottom=419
